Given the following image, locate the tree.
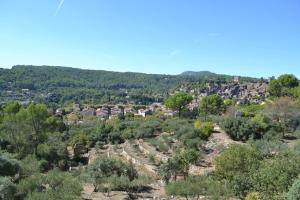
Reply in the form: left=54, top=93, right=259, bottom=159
left=268, top=79, right=282, bottom=97
left=83, top=156, right=138, bottom=189
left=268, top=74, right=299, bottom=97
left=215, top=144, right=261, bottom=182
left=251, top=152, right=300, bottom=199
left=277, top=74, right=299, bottom=88
left=0, top=103, right=49, bottom=155
left=16, top=169, right=82, bottom=200
left=165, top=92, right=193, bottom=117
left=215, top=144, right=262, bottom=198
left=199, top=94, right=225, bottom=119
left=265, top=97, right=300, bottom=138
left=159, top=149, right=199, bottom=182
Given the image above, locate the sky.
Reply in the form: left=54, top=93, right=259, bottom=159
left=0, top=0, right=300, bottom=77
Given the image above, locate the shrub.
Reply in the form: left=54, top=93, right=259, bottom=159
left=251, top=152, right=300, bottom=199
left=221, top=117, right=258, bottom=141
left=20, top=155, right=40, bottom=177
left=69, top=132, right=88, bottom=146
left=108, top=132, right=124, bottom=144
left=17, top=170, right=82, bottom=200
left=215, top=144, right=261, bottom=181
left=286, top=178, right=300, bottom=200
left=0, top=177, right=16, bottom=200
left=0, top=156, right=20, bottom=176
left=194, top=121, right=214, bottom=140
left=245, top=192, right=263, bottom=200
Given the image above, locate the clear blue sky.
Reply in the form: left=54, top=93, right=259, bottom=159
left=0, top=0, right=299, bottom=77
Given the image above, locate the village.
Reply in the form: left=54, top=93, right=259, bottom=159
left=53, top=76, right=269, bottom=125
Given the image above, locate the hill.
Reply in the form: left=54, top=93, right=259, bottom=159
left=0, top=65, right=258, bottom=105
left=180, top=70, right=217, bottom=76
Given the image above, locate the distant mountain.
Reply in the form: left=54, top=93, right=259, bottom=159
left=180, top=71, right=217, bottom=76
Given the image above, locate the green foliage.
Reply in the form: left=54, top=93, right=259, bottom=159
left=215, top=144, right=261, bottom=181
left=286, top=178, right=300, bottom=200
left=82, top=156, right=149, bottom=197
left=277, top=74, right=299, bottom=88
left=264, top=97, right=300, bottom=138
left=268, top=74, right=299, bottom=97
left=36, top=132, right=68, bottom=169
left=20, top=155, right=41, bottom=177
left=165, top=92, right=193, bottom=117
left=268, top=79, right=283, bottom=97
left=69, top=132, right=88, bottom=146
left=148, top=138, right=169, bottom=153
left=200, top=94, right=225, bottom=118
left=251, top=152, right=300, bottom=199
left=159, top=149, right=200, bottom=182
left=240, top=104, right=264, bottom=117
left=194, top=120, right=214, bottom=140
left=250, top=140, right=288, bottom=158
left=83, top=156, right=138, bottom=190
left=0, top=177, right=16, bottom=200
left=244, top=192, right=263, bottom=200
left=0, top=155, right=20, bottom=176
left=3, top=101, right=21, bottom=115
left=0, top=103, right=50, bottom=156
left=17, top=169, right=82, bottom=200
left=221, top=117, right=263, bottom=141
left=166, top=176, right=233, bottom=200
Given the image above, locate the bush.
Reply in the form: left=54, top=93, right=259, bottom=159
left=215, top=144, right=261, bottom=181
left=286, top=178, right=300, bottom=200
left=148, top=138, right=169, bottom=153
left=20, top=155, right=40, bottom=177
left=0, top=156, right=20, bottom=176
left=194, top=121, right=214, bottom=140
left=0, top=177, right=16, bottom=200
left=108, top=132, right=124, bottom=144
left=17, top=170, right=82, bottom=200
left=245, top=192, right=263, bottom=200
left=251, top=152, right=300, bottom=199
left=166, top=176, right=233, bottom=200
left=69, top=132, right=88, bottom=146
left=221, top=117, right=260, bottom=141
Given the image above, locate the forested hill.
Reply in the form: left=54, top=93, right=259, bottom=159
left=180, top=71, right=217, bottom=76
left=0, top=65, right=257, bottom=105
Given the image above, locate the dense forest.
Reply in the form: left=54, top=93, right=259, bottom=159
left=0, top=65, right=257, bottom=105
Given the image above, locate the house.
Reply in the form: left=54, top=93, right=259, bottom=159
left=110, top=106, right=123, bottom=116
left=233, top=76, right=240, bottom=83
left=96, top=107, right=109, bottom=118
left=73, top=103, right=81, bottom=112
left=124, top=107, right=136, bottom=114
left=55, top=108, right=65, bottom=116
left=163, top=109, right=177, bottom=117
left=81, top=108, right=95, bottom=117
left=149, top=103, right=163, bottom=112
left=136, top=109, right=151, bottom=117
left=187, top=99, right=199, bottom=111
left=21, top=89, right=30, bottom=93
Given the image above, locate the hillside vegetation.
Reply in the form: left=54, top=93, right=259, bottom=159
left=0, top=65, right=256, bottom=105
